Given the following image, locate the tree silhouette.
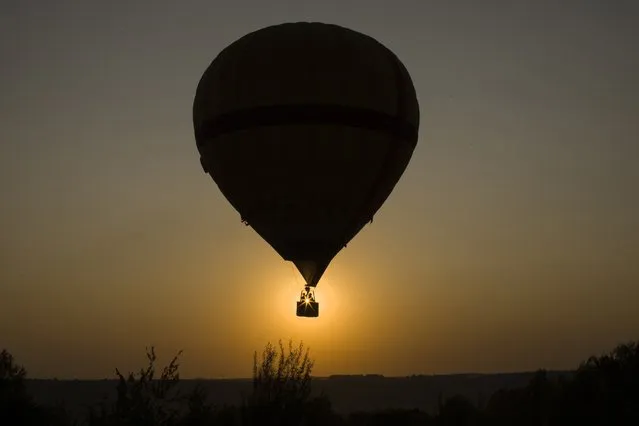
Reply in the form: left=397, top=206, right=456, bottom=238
left=1, top=349, right=70, bottom=426
left=242, top=339, right=315, bottom=426
left=86, top=347, right=186, bottom=426
left=436, top=394, right=480, bottom=425
left=559, top=341, right=639, bottom=425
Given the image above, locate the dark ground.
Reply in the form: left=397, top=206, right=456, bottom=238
left=26, top=372, right=569, bottom=420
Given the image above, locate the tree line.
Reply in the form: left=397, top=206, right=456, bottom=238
left=1, top=339, right=638, bottom=425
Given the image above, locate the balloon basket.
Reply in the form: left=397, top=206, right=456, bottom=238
left=296, top=300, right=319, bottom=317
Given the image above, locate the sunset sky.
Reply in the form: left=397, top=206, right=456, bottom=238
left=1, top=0, right=638, bottom=379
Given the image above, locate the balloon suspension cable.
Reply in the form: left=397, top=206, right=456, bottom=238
left=300, top=286, right=316, bottom=304
left=296, top=285, right=319, bottom=317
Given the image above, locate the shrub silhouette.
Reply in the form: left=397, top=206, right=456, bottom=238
left=1, top=349, right=71, bottom=426
left=242, top=339, right=316, bottom=426
left=86, top=347, right=187, bottom=426
left=348, top=408, right=431, bottom=426
left=436, top=394, right=480, bottom=426
left=558, top=341, right=639, bottom=425
left=0, top=349, right=32, bottom=424
left=484, top=370, right=560, bottom=426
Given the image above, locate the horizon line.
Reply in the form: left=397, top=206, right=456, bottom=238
left=25, top=369, right=575, bottom=381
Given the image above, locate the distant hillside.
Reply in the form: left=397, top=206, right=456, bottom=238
left=26, top=371, right=572, bottom=420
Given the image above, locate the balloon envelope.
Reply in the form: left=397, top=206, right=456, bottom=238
left=193, top=22, right=420, bottom=287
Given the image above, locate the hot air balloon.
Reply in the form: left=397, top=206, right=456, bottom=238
left=193, top=22, right=419, bottom=317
